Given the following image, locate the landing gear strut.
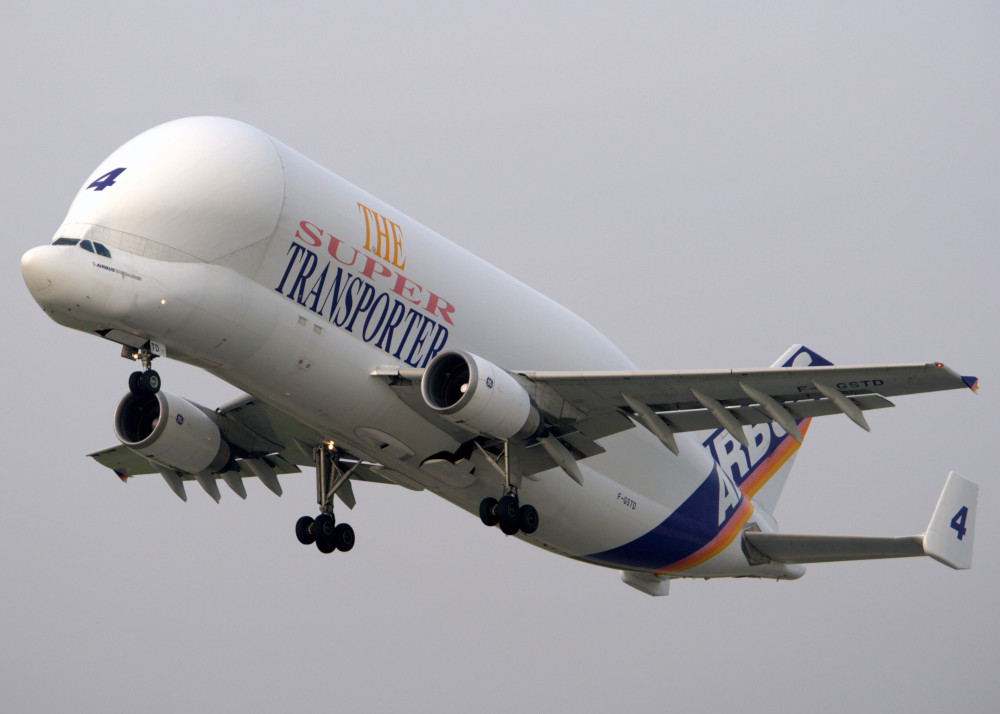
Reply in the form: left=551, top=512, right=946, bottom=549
left=295, top=443, right=356, bottom=554
left=476, top=441, right=539, bottom=536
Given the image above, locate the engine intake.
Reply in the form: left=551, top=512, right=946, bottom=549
left=115, top=390, right=231, bottom=474
left=421, top=351, right=540, bottom=440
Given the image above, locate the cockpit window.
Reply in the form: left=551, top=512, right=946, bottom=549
left=50, top=236, right=112, bottom=258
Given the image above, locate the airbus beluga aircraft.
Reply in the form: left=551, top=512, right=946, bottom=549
left=21, top=117, right=978, bottom=595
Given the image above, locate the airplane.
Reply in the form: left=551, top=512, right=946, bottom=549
left=20, top=116, right=978, bottom=596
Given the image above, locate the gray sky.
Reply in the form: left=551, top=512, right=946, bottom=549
left=4, top=3, right=998, bottom=711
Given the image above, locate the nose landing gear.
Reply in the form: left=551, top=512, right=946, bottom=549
left=125, top=344, right=161, bottom=395
left=128, top=369, right=161, bottom=395
left=295, top=443, right=357, bottom=555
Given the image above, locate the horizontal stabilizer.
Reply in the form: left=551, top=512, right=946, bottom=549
left=744, top=471, right=977, bottom=569
left=745, top=532, right=924, bottom=564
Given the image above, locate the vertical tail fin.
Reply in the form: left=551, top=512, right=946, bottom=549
left=923, top=471, right=978, bottom=569
left=700, top=345, right=833, bottom=514
left=771, top=344, right=834, bottom=370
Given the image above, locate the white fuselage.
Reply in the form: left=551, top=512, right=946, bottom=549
left=22, top=117, right=801, bottom=580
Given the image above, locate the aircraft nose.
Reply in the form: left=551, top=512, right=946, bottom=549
left=21, top=245, right=57, bottom=298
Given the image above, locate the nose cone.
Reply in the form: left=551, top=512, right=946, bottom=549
left=21, top=244, right=90, bottom=325
left=21, top=245, right=57, bottom=301
left=22, top=243, right=134, bottom=332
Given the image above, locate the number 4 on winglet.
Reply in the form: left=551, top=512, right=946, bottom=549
left=923, top=472, right=978, bottom=569
left=87, top=167, right=126, bottom=191
left=950, top=506, right=969, bottom=540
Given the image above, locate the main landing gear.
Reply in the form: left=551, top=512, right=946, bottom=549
left=475, top=441, right=539, bottom=536
left=295, top=443, right=356, bottom=554
left=126, top=345, right=161, bottom=395
left=479, top=489, right=539, bottom=536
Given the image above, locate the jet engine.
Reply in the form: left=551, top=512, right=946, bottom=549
left=421, top=350, right=540, bottom=440
left=114, top=390, right=231, bottom=474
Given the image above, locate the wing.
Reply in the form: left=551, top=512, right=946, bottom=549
left=378, top=346, right=977, bottom=479
left=518, top=359, right=974, bottom=436
left=88, top=394, right=402, bottom=502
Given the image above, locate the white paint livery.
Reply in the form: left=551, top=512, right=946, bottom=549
left=21, top=117, right=979, bottom=595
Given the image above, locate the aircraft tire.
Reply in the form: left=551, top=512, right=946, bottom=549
left=313, top=513, right=336, bottom=553
left=497, top=495, right=519, bottom=523
left=139, top=370, right=161, bottom=394
left=128, top=371, right=143, bottom=395
left=295, top=515, right=316, bottom=545
left=314, top=513, right=335, bottom=536
left=499, top=519, right=520, bottom=536
left=334, top=523, right=355, bottom=552
left=518, top=505, right=539, bottom=534
left=497, top=495, right=520, bottom=535
left=479, top=497, right=499, bottom=527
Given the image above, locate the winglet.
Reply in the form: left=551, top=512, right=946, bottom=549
left=923, top=471, right=977, bottom=569
left=961, top=376, right=979, bottom=393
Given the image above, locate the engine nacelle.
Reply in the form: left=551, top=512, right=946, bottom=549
left=114, top=390, right=231, bottom=474
left=421, top=351, right=540, bottom=440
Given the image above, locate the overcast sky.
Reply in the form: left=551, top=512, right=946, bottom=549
left=4, top=3, right=998, bottom=712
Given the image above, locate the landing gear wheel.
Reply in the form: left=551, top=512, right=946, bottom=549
left=314, top=513, right=335, bottom=538
left=313, top=513, right=337, bottom=552
left=518, top=504, right=539, bottom=534
left=497, top=494, right=520, bottom=535
left=479, top=497, right=499, bottom=527
left=334, top=523, right=355, bottom=552
left=497, top=495, right=519, bottom=523
left=480, top=491, right=540, bottom=536
left=128, top=371, right=143, bottom=395
left=139, top=370, right=161, bottom=394
left=295, top=516, right=316, bottom=545
left=499, top=519, right=520, bottom=536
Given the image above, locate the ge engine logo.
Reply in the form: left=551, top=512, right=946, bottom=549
left=485, top=377, right=494, bottom=389
left=176, top=414, right=184, bottom=425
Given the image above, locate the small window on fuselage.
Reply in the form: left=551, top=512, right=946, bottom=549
left=53, top=237, right=79, bottom=246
